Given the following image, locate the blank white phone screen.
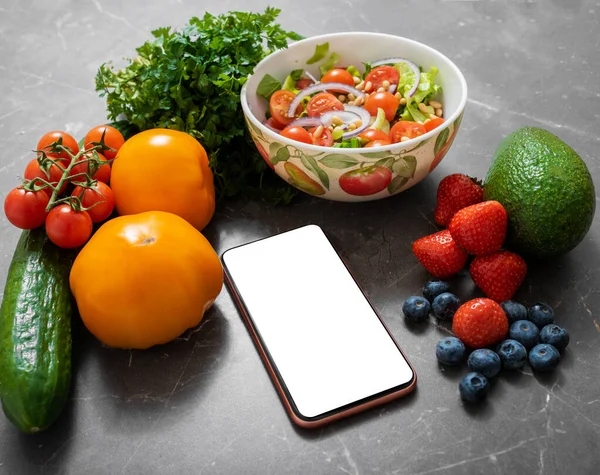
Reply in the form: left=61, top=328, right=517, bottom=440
left=223, top=225, right=414, bottom=419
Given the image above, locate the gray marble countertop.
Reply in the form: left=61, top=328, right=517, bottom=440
left=1, top=0, right=599, bottom=474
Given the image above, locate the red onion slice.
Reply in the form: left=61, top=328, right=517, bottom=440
left=339, top=105, right=371, bottom=139
left=320, top=109, right=362, bottom=128
left=370, top=57, right=421, bottom=97
left=288, top=117, right=322, bottom=128
left=287, top=82, right=365, bottom=118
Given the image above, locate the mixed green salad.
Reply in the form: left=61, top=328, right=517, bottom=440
left=256, top=43, right=445, bottom=149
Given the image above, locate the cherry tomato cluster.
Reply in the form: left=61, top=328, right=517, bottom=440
left=3, top=125, right=125, bottom=249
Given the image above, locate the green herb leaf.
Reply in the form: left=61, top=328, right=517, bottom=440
left=282, top=69, right=304, bottom=92
left=319, top=154, right=359, bottom=169
left=95, top=7, right=301, bottom=204
left=306, top=42, right=329, bottom=64
left=346, top=65, right=361, bottom=77
left=257, top=74, right=282, bottom=100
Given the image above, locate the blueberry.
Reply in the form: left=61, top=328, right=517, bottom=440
left=497, top=339, right=528, bottom=370
left=500, top=300, right=528, bottom=324
left=508, top=320, right=540, bottom=350
left=432, top=293, right=461, bottom=321
left=539, top=324, right=570, bottom=352
left=459, top=372, right=489, bottom=403
left=528, top=302, right=555, bottom=329
left=529, top=344, right=561, bottom=372
left=402, top=296, right=431, bottom=322
left=436, top=337, right=466, bottom=366
left=422, top=281, right=450, bottom=303
left=467, top=349, right=502, bottom=378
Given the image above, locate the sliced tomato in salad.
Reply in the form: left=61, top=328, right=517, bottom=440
left=424, top=117, right=445, bottom=132
left=359, top=129, right=391, bottom=143
left=306, top=92, right=344, bottom=117
left=321, top=68, right=355, bottom=92
left=364, top=66, right=399, bottom=90
left=266, top=117, right=284, bottom=130
left=389, top=121, right=427, bottom=143
left=364, top=92, right=400, bottom=121
left=280, top=126, right=313, bottom=145
left=295, top=78, right=314, bottom=90
left=308, top=127, right=334, bottom=147
left=365, top=139, right=392, bottom=148
left=270, top=90, right=301, bottom=127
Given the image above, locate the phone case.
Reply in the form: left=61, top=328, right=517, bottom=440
left=222, top=225, right=417, bottom=428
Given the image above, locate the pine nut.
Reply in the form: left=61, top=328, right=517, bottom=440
left=424, top=118, right=431, bottom=124
left=354, top=96, right=364, bottom=106
left=418, top=103, right=429, bottom=113
left=429, top=114, right=438, bottom=120
left=353, top=120, right=363, bottom=128
left=338, top=95, right=347, bottom=103
left=382, top=80, right=390, bottom=89
left=435, top=108, right=443, bottom=117
left=332, top=116, right=344, bottom=126
left=429, top=100, right=442, bottom=109
left=356, top=81, right=365, bottom=90
left=348, top=123, right=357, bottom=131
left=353, top=75, right=360, bottom=84
left=400, top=136, right=410, bottom=142
left=312, top=125, right=324, bottom=139
left=365, top=81, right=373, bottom=92
left=394, top=92, right=401, bottom=100
left=347, top=100, right=355, bottom=106
left=399, top=97, right=407, bottom=105
left=347, top=93, right=356, bottom=101
left=377, top=87, right=385, bottom=93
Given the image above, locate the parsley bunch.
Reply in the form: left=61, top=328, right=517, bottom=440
left=95, top=8, right=302, bottom=204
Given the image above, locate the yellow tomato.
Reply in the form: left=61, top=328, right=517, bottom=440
left=111, top=129, right=215, bottom=230
left=70, top=211, right=223, bottom=349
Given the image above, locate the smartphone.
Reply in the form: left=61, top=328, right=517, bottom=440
left=221, top=224, right=416, bottom=428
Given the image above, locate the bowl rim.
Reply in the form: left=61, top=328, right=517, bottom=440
left=241, top=31, right=468, bottom=154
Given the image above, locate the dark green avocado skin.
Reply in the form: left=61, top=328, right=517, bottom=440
left=483, top=126, right=596, bottom=259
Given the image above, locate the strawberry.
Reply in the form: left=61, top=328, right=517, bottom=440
left=434, top=174, right=483, bottom=226
left=412, top=230, right=468, bottom=279
left=470, top=251, right=527, bottom=302
left=448, top=200, right=508, bottom=255
left=452, top=298, right=509, bottom=348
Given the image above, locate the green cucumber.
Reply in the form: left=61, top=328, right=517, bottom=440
left=0, top=228, right=75, bottom=433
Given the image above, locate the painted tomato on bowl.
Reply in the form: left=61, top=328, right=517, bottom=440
left=339, top=166, right=392, bottom=196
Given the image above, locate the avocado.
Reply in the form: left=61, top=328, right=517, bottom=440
left=483, top=126, right=595, bottom=259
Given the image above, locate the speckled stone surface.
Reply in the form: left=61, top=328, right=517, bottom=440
left=1, top=0, right=599, bottom=474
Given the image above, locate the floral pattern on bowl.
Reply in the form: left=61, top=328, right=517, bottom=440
left=246, top=112, right=463, bottom=202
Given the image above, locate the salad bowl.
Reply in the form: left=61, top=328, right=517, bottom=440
left=241, top=32, right=468, bottom=202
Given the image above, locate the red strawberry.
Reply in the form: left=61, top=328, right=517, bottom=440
left=470, top=251, right=527, bottom=302
left=412, top=230, right=468, bottom=279
left=452, top=298, right=509, bottom=348
left=448, top=200, right=508, bottom=255
left=434, top=174, right=483, bottom=226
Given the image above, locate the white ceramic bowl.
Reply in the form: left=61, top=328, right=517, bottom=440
left=241, top=32, right=468, bottom=202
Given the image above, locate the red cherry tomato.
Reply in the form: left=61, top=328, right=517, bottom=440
left=84, top=125, right=125, bottom=160
left=359, top=129, right=391, bottom=144
left=295, top=78, right=314, bottom=90
left=45, top=204, right=93, bottom=249
left=269, top=90, right=301, bottom=127
left=36, top=131, right=79, bottom=161
left=321, top=68, right=355, bottom=92
left=308, top=127, right=334, bottom=147
left=339, top=166, right=392, bottom=196
left=24, top=159, right=66, bottom=194
left=424, top=117, right=445, bottom=133
left=71, top=182, right=115, bottom=223
left=365, top=139, right=392, bottom=148
left=364, top=66, right=400, bottom=91
left=3, top=187, right=50, bottom=229
left=266, top=117, right=284, bottom=130
left=69, top=152, right=111, bottom=184
left=306, top=93, right=344, bottom=117
left=389, top=121, right=427, bottom=143
left=364, top=92, right=400, bottom=121
left=280, top=126, right=313, bottom=145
